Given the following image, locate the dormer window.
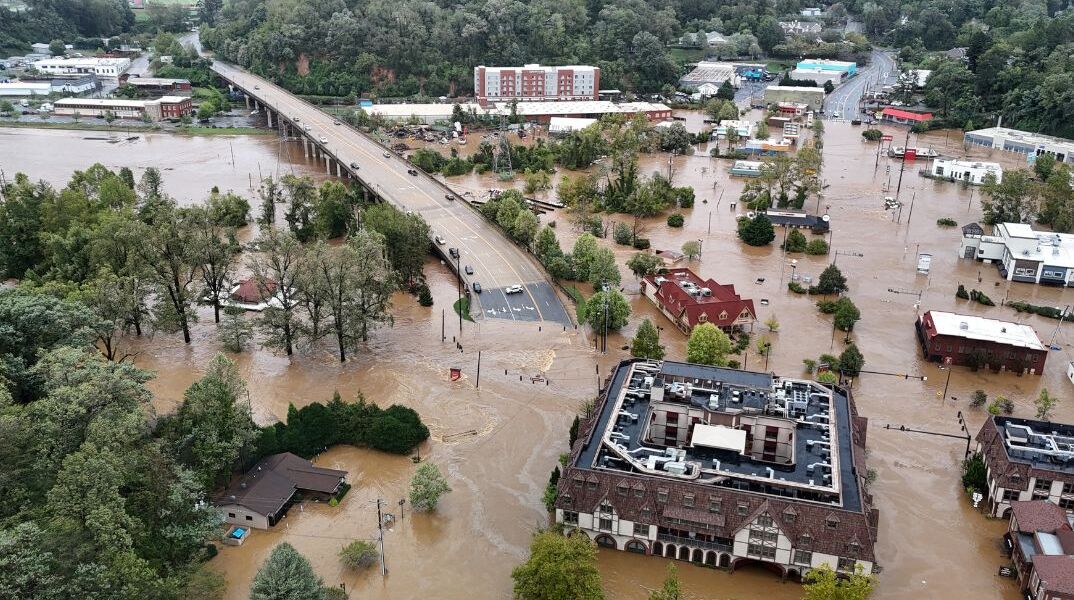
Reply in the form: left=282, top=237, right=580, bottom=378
left=698, top=313, right=708, bottom=323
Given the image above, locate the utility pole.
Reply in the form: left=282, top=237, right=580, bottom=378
left=376, top=499, right=387, bottom=576
left=895, top=127, right=911, bottom=200
left=476, top=350, right=482, bottom=388
left=905, top=192, right=917, bottom=227
left=456, top=254, right=463, bottom=336
left=441, top=308, right=445, bottom=342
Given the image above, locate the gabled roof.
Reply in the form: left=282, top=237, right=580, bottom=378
left=1011, top=500, right=1070, bottom=534
left=881, top=107, right=933, bottom=122
left=1033, top=555, right=1074, bottom=594
left=214, top=452, right=347, bottom=516
left=644, top=268, right=756, bottom=330
left=230, top=277, right=276, bottom=304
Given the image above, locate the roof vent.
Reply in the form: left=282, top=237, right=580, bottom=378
left=959, top=321, right=969, bottom=330
left=1001, top=327, right=1007, bottom=333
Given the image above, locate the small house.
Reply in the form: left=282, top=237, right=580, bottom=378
left=214, top=452, right=348, bottom=529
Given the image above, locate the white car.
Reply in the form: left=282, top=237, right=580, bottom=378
left=319, top=136, right=327, bottom=143
left=434, top=235, right=445, bottom=245
left=505, top=284, right=524, bottom=294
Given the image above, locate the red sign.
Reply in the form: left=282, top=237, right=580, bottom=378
left=450, top=368, right=462, bottom=381
left=881, top=134, right=893, bottom=142
left=904, top=148, right=918, bottom=161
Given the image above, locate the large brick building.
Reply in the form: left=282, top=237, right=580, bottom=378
left=916, top=310, right=1047, bottom=374
left=976, top=416, right=1074, bottom=519
left=641, top=268, right=756, bottom=334
left=555, top=359, right=879, bottom=581
left=1005, top=500, right=1074, bottom=600
left=474, top=64, right=599, bottom=104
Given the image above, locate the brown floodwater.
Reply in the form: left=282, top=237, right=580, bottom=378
left=3, top=123, right=1066, bottom=599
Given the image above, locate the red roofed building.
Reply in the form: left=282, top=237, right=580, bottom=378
left=641, top=267, right=756, bottom=334
left=880, top=107, right=933, bottom=125
left=1006, top=500, right=1074, bottom=599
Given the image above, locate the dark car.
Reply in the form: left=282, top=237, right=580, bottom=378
left=449, top=247, right=460, bottom=258
left=464, top=265, right=474, bottom=275
left=444, top=194, right=454, bottom=201
left=472, top=282, right=482, bottom=294
left=407, top=168, right=418, bottom=175
left=349, top=162, right=360, bottom=169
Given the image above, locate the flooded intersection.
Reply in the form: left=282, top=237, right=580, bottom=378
left=2, top=122, right=1068, bottom=598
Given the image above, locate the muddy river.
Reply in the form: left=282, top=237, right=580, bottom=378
left=3, top=123, right=1068, bottom=599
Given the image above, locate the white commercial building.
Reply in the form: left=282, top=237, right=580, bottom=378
left=713, top=119, right=753, bottom=139
left=960, top=222, right=1074, bottom=285
left=789, top=68, right=844, bottom=86
left=0, top=82, right=51, bottom=96
left=33, top=57, right=131, bottom=78
left=763, top=86, right=826, bottom=110
left=678, top=62, right=741, bottom=90
left=548, top=117, right=598, bottom=135
left=964, top=127, right=1074, bottom=165
left=930, top=159, right=1003, bottom=185
left=474, top=64, right=599, bottom=103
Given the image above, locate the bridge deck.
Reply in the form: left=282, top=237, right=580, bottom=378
left=212, top=61, right=571, bottom=326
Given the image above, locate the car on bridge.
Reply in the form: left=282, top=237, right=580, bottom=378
left=464, top=265, right=474, bottom=275
left=382, top=151, right=392, bottom=158
left=449, top=247, right=459, bottom=258
left=333, top=120, right=340, bottom=125
left=444, top=194, right=454, bottom=201
left=349, top=162, right=359, bottom=169
left=407, top=168, right=418, bottom=176
left=319, top=136, right=327, bottom=143
left=505, top=284, right=524, bottom=294
left=472, top=282, right=482, bottom=294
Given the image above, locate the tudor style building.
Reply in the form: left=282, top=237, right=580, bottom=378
left=555, top=359, right=879, bottom=581
left=976, top=416, right=1074, bottom=519
left=641, top=268, right=756, bottom=334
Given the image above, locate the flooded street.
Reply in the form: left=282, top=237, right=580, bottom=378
left=4, top=123, right=1068, bottom=598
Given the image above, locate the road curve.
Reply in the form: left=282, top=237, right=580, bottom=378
left=211, top=61, right=572, bottom=326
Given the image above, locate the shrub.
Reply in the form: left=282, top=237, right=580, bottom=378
left=666, top=213, right=685, bottom=227
left=805, top=239, right=829, bottom=255
left=738, top=214, right=775, bottom=246
left=783, top=229, right=808, bottom=252
left=970, top=289, right=994, bottom=306
left=956, top=284, right=969, bottom=299
left=613, top=222, right=633, bottom=245
left=970, top=390, right=988, bottom=408
left=802, top=358, right=817, bottom=373
left=861, top=128, right=883, bottom=141
left=961, top=453, right=987, bottom=494
left=340, top=540, right=379, bottom=570
left=418, top=284, right=433, bottom=306
left=676, top=187, right=695, bottom=208
left=816, top=371, right=838, bottom=385
left=633, top=237, right=651, bottom=250
left=937, top=217, right=957, bottom=227
left=1008, top=301, right=1066, bottom=319
left=788, top=281, right=807, bottom=294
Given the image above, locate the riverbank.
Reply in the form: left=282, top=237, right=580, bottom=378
left=0, top=119, right=273, bottom=136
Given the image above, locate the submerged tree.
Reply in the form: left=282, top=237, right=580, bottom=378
left=512, top=530, right=604, bottom=600
left=249, top=543, right=324, bottom=600
left=409, top=462, right=451, bottom=512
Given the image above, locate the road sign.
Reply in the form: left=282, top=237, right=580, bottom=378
left=881, top=134, right=893, bottom=141
left=997, top=566, right=1014, bottom=578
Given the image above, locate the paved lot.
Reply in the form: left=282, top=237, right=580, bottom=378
left=211, top=61, right=573, bottom=327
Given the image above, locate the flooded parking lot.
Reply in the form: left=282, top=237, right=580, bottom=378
left=3, top=123, right=1069, bottom=598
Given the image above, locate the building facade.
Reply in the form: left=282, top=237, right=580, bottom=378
left=556, top=359, right=879, bottom=581
left=53, top=95, right=192, bottom=121
left=33, top=57, right=131, bottom=78
left=124, top=76, right=193, bottom=96
left=1005, top=500, right=1074, bottom=600
left=917, top=310, right=1047, bottom=373
left=474, top=64, right=599, bottom=104
left=789, top=68, right=844, bottom=86
left=976, top=416, right=1074, bottom=519
left=965, top=127, right=1074, bottom=164
left=929, top=158, right=1002, bottom=185
left=214, top=452, right=347, bottom=530
left=641, top=268, right=756, bottom=333
left=959, top=222, right=1074, bottom=285
left=796, top=59, right=857, bottom=76
left=880, top=107, right=933, bottom=125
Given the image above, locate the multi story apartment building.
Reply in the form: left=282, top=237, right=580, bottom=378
left=474, top=64, right=599, bottom=104
left=976, top=416, right=1074, bottom=519
left=555, top=359, right=879, bottom=581
left=1005, top=500, right=1074, bottom=600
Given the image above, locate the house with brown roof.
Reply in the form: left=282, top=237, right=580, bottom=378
left=641, top=268, right=756, bottom=334
left=556, top=359, right=879, bottom=581
left=1006, top=500, right=1074, bottom=599
left=975, top=416, right=1074, bottom=519
left=221, top=277, right=283, bottom=312
left=214, top=452, right=347, bottom=529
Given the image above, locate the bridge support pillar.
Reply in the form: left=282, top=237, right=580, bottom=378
left=245, top=95, right=250, bottom=109
left=363, top=186, right=369, bottom=202
left=325, top=156, right=331, bottom=175
left=266, top=109, right=273, bottom=128
left=303, top=137, right=308, bottom=158
left=336, top=161, right=342, bottom=177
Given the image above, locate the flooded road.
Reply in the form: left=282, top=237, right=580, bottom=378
left=3, top=124, right=1065, bottom=599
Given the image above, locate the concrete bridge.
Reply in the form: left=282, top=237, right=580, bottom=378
left=211, top=61, right=572, bottom=326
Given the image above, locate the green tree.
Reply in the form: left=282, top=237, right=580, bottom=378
left=784, top=228, right=808, bottom=252
left=512, top=210, right=540, bottom=248
left=250, top=543, right=324, bottom=600
left=181, top=567, right=227, bottom=600
left=190, top=207, right=238, bottom=323
left=802, top=563, right=875, bottom=600
left=258, top=177, right=281, bottom=225
left=738, top=214, right=775, bottom=246
left=626, top=252, right=661, bottom=278
left=524, top=169, right=552, bottom=194
left=339, top=540, right=378, bottom=570
left=631, top=318, right=665, bottom=360
left=815, top=264, right=849, bottom=295
left=535, top=226, right=564, bottom=266
left=982, top=170, right=1038, bottom=225
left=649, top=563, right=682, bottom=600
left=716, top=79, right=736, bottom=101
left=512, top=530, right=604, bottom=600
left=409, top=463, right=451, bottom=511
left=824, top=80, right=836, bottom=94
left=49, top=39, right=66, bottom=56
left=613, top=222, right=634, bottom=245
left=838, top=343, right=865, bottom=376
left=682, top=240, right=701, bottom=260
left=833, top=298, right=862, bottom=331
left=583, top=289, right=631, bottom=335
left=281, top=175, right=317, bottom=242
left=363, top=203, right=431, bottom=286
left=588, top=247, right=621, bottom=289
left=248, top=229, right=306, bottom=356
left=218, top=306, right=253, bottom=352
left=136, top=200, right=200, bottom=343
left=970, top=390, right=988, bottom=408
left=571, top=233, right=600, bottom=282
left=1035, top=388, right=1058, bottom=420
left=313, top=180, right=354, bottom=239
left=687, top=323, right=733, bottom=366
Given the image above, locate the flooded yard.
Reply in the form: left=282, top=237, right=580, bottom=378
left=2, top=123, right=1064, bottom=599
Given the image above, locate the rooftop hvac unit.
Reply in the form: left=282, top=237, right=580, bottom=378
left=700, top=287, right=712, bottom=296
left=665, top=461, right=688, bottom=475
left=959, top=321, right=969, bottom=330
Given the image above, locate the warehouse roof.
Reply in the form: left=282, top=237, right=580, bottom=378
left=923, top=311, right=1044, bottom=350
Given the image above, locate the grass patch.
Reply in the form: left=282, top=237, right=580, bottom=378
left=669, top=47, right=705, bottom=63
left=565, top=285, right=584, bottom=305
left=453, top=297, right=474, bottom=322
left=766, top=60, right=796, bottom=72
